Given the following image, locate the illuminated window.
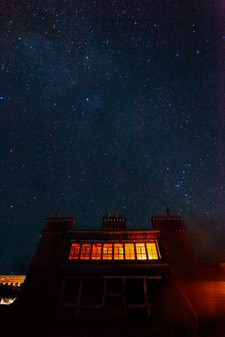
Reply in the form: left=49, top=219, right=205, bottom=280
left=91, top=243, right=102, bottom=260
left=103, top=243, right=113, bottom=260
left=146, top=243, right=158, bottom=260
left=69, top=243, right=81, bottom=260
left=69, top=241, right=160, bottom=262
left=80, top=244, right=91, bottom=260
left=114, top=243, right=124, bottom=260
left=125, top=243, right=135, bottom=260
left=136, top=243, right=147, bottom=260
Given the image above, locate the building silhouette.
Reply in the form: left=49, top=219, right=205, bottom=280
left=12, top=209, right=225, bottom=337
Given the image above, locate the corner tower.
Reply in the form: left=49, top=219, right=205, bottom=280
left=102, top=210, right=126, bottom=231
left=18, top=211, right=76, bottom=314
left=151, top=208, right=199, bottom=279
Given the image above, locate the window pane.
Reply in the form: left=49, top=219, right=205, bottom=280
left=125, top=243, right=135, bottom=260
left=103, top=243, right=113, bottom=260
left=136, top=243, right=147, bottom=260
left=69, top=242, right=159, bottom=261
left=146, top=243, right=158, bottom=260
left=114, top=243, right=124, bottom=260
left=69, top=243, right=80, bottom=260
left=91, top=243, right=102, bottom=260
left=80, top=244, right=91, bottom=260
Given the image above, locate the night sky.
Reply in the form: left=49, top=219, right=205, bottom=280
left=1, top=0, right=225, bottom=274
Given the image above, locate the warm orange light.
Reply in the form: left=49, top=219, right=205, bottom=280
left=80, top=244, right=91, bottom=260
left=69, top=241, right=160, bottom=261
left=0, top=275, right=26, bottom=287
left=69, top=243, right=81, bottom=260
left=114, top=243, right=124, bottom=260
left=146, top=243, right=158, bottom=260
left=135, top=243, right=147, bottom=260
left=125, top=243, right=135, bottom=260
left=91, top=243, right=102, bottom=260
left=185, top=281, right=225, bottom=317
left=103, top=243, right=113, bottom=260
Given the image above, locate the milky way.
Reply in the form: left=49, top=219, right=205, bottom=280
left=1, top=0, right=224, bottom=273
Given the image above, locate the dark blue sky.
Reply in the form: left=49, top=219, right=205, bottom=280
left=1, top=0, right=225, bottom=273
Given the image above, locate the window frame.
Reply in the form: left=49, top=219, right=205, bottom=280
left=69, top=240, right=160, bottom=262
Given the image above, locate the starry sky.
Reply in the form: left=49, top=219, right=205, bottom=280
left=1, top=0, right=225, bottom=273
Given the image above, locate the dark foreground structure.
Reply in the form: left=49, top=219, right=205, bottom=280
left=1, top=209, right=225, bottom=337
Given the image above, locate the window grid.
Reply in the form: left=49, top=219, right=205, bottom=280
left=69, top=243, right=81, bottom=260
left=124, top=243, right=136, bottom=260
left=114, top=243, right=124, bottom=260
left=80, top=244, right=91, bottom=260
left=91, top=243, right=102, bottom=260
left=135, top=243, right=147, bottom=260
left=69, top=242, right=159, bottom=261
left=146, top=243, right=158, bottom=260
left=103, top=243, right=113, bottom=260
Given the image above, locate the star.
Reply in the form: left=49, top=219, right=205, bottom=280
left=0, top=0, right=224, bottom=273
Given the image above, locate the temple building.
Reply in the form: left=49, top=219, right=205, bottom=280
left=15, top=209, right=225, bottom=337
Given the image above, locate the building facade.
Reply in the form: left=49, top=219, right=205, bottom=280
left=16, top=209, right=225, bottom=336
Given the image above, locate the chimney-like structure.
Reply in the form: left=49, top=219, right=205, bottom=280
left=102, top=210, right=126, bottom=231
left=151, top=209, right=199, bottom=279
left=18, top=211, right=76, bottom=314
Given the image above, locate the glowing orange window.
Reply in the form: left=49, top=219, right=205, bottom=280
left=91, top=243, right=102, bottom=260
left=103, top=243, right=113, bottom=260
left=146, top=243, right=158, bottom=260
left=125, top=243, right=135, bottom=260
left=69, top=243, right=81, bottom=260
left=80, top=244, right=91, bottom=260
left=136, top=243, right=147, bottom=260
left=114, top=243, right=124, bottom=260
